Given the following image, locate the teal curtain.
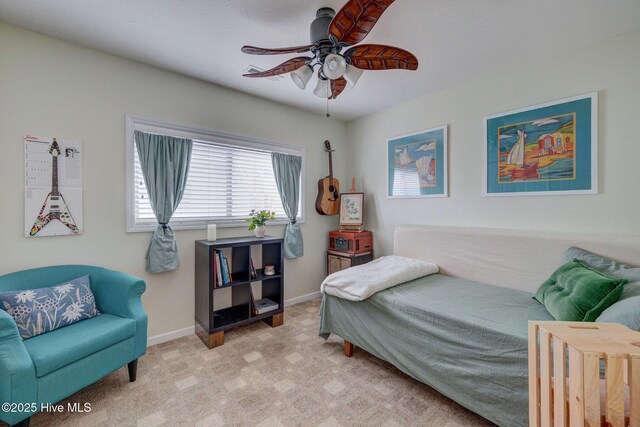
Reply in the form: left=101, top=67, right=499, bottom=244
left=134, top=130, right=192, bottom=273
left=271, top=152, right=303, bottom=258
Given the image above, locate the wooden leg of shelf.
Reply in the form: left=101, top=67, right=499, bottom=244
left=264, top=312, right=284, bottom=328
left=209, top=331, right=224, bottom=348
left=344, top=340, right=354, bottom=357
left=198, top=330, right=224, bottom=349
left=196, top=323, right=224, bottom=349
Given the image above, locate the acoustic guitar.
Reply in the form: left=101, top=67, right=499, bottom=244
left=315, top=140, right=340, bottom=215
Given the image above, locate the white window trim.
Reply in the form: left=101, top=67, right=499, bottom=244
left=125, top=114, right=305, bottom=233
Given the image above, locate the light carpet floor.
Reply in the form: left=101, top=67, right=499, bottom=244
left=11, top=299, right=493, bottom=427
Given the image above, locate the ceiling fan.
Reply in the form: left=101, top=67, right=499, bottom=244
left=241, top=0, right=418, bottom=100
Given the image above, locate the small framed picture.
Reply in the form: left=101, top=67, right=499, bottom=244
left=339, top=193, right=364, bottom=227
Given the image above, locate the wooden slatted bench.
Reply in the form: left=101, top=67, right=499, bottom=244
left=528, top=321, right=640, bottom=427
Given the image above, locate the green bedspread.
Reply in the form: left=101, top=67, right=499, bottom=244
left=319, top=273, right=554, bottom=427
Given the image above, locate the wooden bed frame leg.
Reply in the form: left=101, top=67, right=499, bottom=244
left=344, top=340, right=354, bottom=357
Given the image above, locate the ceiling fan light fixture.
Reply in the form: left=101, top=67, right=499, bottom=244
left=240, top=3, right=419, bottom=103
left=323, top=54, right=347, bottom=80
left=344, top=64, right=364, bottom=88
left=313, top=77, right=331, bottom=98
left=291, top=65, right=313, bottom=89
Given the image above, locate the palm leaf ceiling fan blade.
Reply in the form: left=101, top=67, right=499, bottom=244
left=241, top=45, right=315, bottom=55
left=331, top=77, right=347, bottom=99
left=346, top=44, right=418, bottom=70
left=329, top=0, right=395, bottom=46
left=242, top=57, right=311, bottom=78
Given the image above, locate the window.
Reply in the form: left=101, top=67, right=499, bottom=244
left=126, top=115, right=304, bottom=232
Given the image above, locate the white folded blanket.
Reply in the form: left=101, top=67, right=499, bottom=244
left=321, top=255, right=439, bottom=301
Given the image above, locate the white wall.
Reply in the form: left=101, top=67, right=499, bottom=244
left=0, top=23, right=347, bottom=338
left=347, top=29, right=640, bottom=256
left=4, top=22, right=639, bottom=339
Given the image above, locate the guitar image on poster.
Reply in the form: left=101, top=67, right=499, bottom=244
left=25, top=135, right=83, bottom=237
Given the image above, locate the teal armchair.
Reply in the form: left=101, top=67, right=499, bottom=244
left=0, top=265, right=147, bottom=427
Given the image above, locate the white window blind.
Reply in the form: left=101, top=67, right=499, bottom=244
left=126, top=115, right=304, bottom=232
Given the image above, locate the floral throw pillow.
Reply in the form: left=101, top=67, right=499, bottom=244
left=0, top=275, right=100, bottom=340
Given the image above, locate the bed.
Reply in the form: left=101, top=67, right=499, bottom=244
left=319, top=225, right=640, bottom=427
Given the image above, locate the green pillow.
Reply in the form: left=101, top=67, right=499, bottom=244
left=564, top=247, right=640, bottom=330
left=534, top=259, right=627, bottom=321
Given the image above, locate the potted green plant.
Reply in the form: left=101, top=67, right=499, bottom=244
left=246, top=209, right=276, bottom=238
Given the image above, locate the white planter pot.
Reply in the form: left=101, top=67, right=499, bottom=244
left=254, top=226, right=266, bottom=238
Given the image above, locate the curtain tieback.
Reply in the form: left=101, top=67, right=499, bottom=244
left=159, top=222, right=169, bottom=230
left=290, top=219, right=297, bottom=225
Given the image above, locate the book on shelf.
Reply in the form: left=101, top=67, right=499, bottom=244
left=214, top=250, right=222, bottom=287
left=248, top=286, right=278, bottom=315
left=220, top=253, right=230, bottom=285
left=254, top=298, right=278, bottom=315
left=219, top=251, right=226, bottom=285
left=225, top=256, right=232, bottom=283
left=213, top=251, right=234, bottom=287
left=249, top=284, right=256, bottom=313
left=249, top=255, right=257, bottom=279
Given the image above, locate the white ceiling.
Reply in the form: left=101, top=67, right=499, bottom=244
left=1, top=0, right=640, bottom=121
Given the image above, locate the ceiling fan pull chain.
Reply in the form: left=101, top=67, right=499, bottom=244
left=326, top=95, right=330, bottom=118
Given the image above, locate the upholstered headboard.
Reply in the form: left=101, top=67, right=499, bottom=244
left=394, top=225, right=640, bottom=293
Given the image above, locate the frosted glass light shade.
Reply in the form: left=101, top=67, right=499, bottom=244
left=313, top=78, right=330, bottom=98
left=323, top=54, right=347, bottom=80
left=291, top=65, right=313, bottom=89
left=344, top=65, right=364, bottom=88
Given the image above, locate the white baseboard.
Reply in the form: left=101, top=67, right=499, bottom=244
left=284, top=291, right=322, bottom=306
left=147, top=325, right=195, bottom=347
left=147, top=290, right=322, bottom=347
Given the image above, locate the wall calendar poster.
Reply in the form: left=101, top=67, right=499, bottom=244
left=24, top=135, right=84, bottom=237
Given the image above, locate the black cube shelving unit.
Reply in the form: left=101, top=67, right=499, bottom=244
left=195, top=235, right=284, bottom=349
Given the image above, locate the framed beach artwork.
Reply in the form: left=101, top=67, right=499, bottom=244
left=484, top=93, right=597, bottom=196
left=387, top=125, right=448, bottom=198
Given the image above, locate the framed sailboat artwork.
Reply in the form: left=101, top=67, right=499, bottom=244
left=484, top=93, right=597, bottom=196
left=387, top=125, right=448, bottom=198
